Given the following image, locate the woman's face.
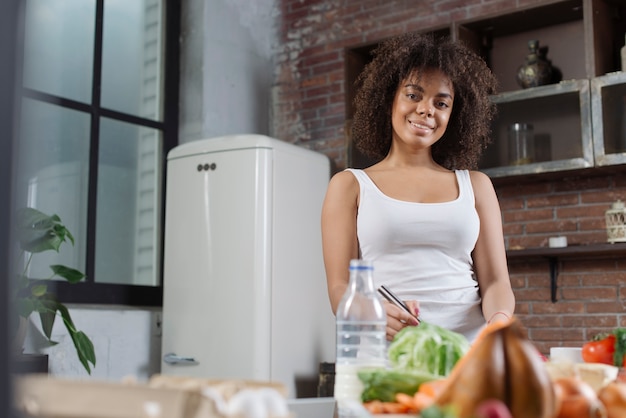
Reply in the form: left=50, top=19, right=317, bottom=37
left=390, top=68, right=454, bottom=151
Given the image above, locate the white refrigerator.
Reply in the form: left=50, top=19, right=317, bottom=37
left=160, top=135, right=336, bottom=398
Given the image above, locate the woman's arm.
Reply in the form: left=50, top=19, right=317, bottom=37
left=321, top=170, right=361, bottom=314
left=470, top=171, right=516, bottom=324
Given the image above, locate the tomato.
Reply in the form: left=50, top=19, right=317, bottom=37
left=582, top=334, right=616, bottom=365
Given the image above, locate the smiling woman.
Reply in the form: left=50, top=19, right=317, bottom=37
left=321, top=32, right=515, bottom=346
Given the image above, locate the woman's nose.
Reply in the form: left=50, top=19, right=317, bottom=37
left=416, top=102, right=432, bottom=116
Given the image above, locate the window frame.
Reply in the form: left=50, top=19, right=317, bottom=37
left=17, top=0, right=180, bottom=306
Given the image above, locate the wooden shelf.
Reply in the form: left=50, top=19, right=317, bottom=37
left=507, top=242, right=626, bottom=259
left=506, top=242, right=626, bottom=302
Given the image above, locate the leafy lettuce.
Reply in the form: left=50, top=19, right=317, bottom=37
left=388, top=322, right=470, bottom=377
left=357, top=322, right=470, bottom=402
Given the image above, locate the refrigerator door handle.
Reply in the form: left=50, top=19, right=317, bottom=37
left=163, top=352, right=198, bottom=365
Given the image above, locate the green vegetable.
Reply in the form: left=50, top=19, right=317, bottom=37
left=357, top=322, right=470, bottom=403
left=419, top=404, right=459, bottom=418
left=388, top=322, right=470, bottom=377
left=357, top=368, right=439, bottom=402
left=613, top=328, right=626, bottom=367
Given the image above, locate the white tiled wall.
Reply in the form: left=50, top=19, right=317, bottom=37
left=23, top=306, right=162, bottom=382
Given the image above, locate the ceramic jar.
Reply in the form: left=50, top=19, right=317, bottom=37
left=516, top=40, right=557, bottom=89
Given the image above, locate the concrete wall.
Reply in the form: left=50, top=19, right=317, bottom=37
left=178, top=0, right=278, bottom=143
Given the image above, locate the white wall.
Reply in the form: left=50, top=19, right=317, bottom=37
left=24, top=0, right=279, bottom=381
left=24, top=306, right=162, bottom=381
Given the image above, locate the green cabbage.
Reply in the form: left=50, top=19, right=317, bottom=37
left=388, top=322, right=470, bottom=377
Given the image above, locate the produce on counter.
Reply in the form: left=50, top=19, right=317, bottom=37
left=582, top=328, right=626, bottom=367
left=473, top=399, right=513, bottom=418
left=553, top=377, right=606, bottom=418
left=363, top=376, right=449, bottom=414
left=598, top=381, right=626, bottom=418
left=433, top=318, right=557, bottom=418
left=545, top=361, right=619, bottom=394
left=360, top=322, right=469, bottom=414
left=358, top=368, right=439, bottom=403
left=360, top=319, right=626, bottom=417
left=409, top=399, right=513, bottom=418
left=388, top=322, right=471, bottom=377
left=419, top=404, right=460, bottom=418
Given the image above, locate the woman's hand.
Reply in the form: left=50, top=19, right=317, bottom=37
left=384, top=299, right=420, bottom=341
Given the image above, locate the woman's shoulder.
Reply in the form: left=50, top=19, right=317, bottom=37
left=328, top=169, right=360, bottom=190
left=467, top=170, right=493, bottom=187
left=325, top=169, right=361, bottom=206
left=467, top=170, right=498, bottom=203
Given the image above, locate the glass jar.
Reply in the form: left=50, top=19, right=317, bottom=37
left=508, top=123, right=535, bottom=166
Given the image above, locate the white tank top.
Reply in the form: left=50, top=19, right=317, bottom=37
left=347, top=168, right=486, bottom=342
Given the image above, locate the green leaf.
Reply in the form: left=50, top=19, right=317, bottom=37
left=71, top=331, right=96, bottom=374
left=16, top=207, right=72, bottom=254
left=14, top=207, right=93, bottom=375
left=50, top=265, right=86, bottom=283
left=39, top=299, right=60, bottom=340
left=58, top=304, right=96, bottom=374
left=613, top=328, right=626, bottom=367
left=15, top=274, right=30, bottom=293
left=57, top=304, right=96, bottom=374
left=54, top=223, right=74, bottom=246
left=16, top=298, right=38, bottom=319
left=30, top=284, right=48, bottom=298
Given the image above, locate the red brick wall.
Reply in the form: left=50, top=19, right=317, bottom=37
left=496, top=171, right=626, bottom=353
left=274, top=0, right=626, bottom=353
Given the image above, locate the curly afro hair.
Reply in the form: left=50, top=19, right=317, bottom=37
left=351, top=32, right=498, bottom=170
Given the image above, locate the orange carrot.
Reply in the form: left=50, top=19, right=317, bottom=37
left=381, top=401, right=411, bottom=414
left=413, top=392, right=436, bottom=411
left=417, top=379, right=448, bottom=399
left=395, top=392, right=415, bottom=405
left=363, top=400, right=384, bottom=414
left=395, top=392, right=418, bottom=411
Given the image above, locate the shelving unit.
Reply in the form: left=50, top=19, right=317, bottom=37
left=591, top=71, right=626, bottom=166
left=455, top=0, right=626, bottom=177
left=506, top=242, right=626, bottom=302
left=481, top=79, right=594, bottom=177
left=343, top=0, right=626, bottom=174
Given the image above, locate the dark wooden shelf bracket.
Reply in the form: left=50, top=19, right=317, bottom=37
left=549, top=257, right=558, bottom=303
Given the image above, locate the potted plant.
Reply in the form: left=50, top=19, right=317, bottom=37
left=14, top=207, right=96, bottom=374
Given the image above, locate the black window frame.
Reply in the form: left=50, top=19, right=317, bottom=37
left=17, top=0, right=180, bottom=307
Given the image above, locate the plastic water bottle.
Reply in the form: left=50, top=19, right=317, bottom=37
left=334, top=259, right=387, bottom=416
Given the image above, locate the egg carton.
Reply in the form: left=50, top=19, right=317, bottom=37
left=14, top=374, right=294, bottom=418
